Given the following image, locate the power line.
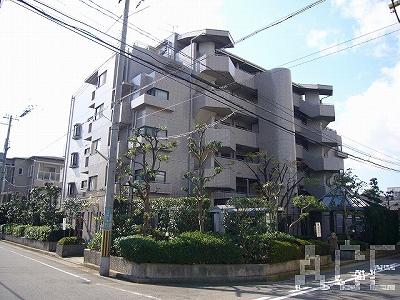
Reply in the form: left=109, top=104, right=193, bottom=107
left=11, top=0, right=400, bottom=173
left=227, top=0, right=328, bottom=48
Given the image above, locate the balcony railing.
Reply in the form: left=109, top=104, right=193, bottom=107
left=36, top=171, right=60, bottom=182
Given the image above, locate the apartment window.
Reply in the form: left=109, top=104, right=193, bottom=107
left=146, top=88, right=169, bottom=100
left=220, top=152, right=231, bottom=159
left=67, top=182, right=76, bottom=196
left=153, top=171, right=166, bottom=183
left=84, top=147, right=90, bottom=155
left=91, top=139, right=101, bottom=154
left=70, top=152, right=79, bottom=168
left=85, top=156, right=89, bottom=167
left=94, top=104, right=104, bottom=120
left=236, top=154, right=246, bottom=161
left=72, top=123, right=82, bottom=139
left=92, top=90, right=96, bottom=100
left=27, top=165, right=34, bottom=177
left=88, top=122, right=92, bottom=133
left=97, top=71, right=107, bottom=87
left=18, top=167, right=23, bottom=175
left=108, top=127, right=111, bottom=146
left=88, top=175, right=98, bottom=191
left=134, top=169, right=166, bottom=183
left=137, top=126, right=167, bottom=138
left=81, top=180, right=88, bottom=190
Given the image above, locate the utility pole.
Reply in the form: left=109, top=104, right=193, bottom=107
left=389, top=0, right=400, bottom=23
left=0, top=105, right=34, bottom=198
left=99, top=0, right=130, bottom=277
left=0, top=116, right=13, bottom=196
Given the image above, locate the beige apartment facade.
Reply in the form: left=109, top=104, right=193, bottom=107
left=0, top=156, right=64, bottom=204
left=63, top=29, right=346, bottom=238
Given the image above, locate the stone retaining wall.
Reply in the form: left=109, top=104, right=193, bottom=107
left=84, top=249, right=331, bottom=283
left=2, top=234, right=57, bottom=252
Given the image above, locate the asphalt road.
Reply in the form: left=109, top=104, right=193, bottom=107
left=1, top=240, right=399, bottom=300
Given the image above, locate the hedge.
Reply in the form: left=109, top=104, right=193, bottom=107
left=270, top=240, right=302, bottom=263
left=24, top=225, right=64, bottom=242
left=114, top=231, right=245, bottom=264
left=57, top=236, right=86, bottom=245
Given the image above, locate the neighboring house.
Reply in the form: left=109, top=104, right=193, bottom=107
left=0, top=156, right=64, bottom=204
left=316, top=186, right=370, bottom=239
left=63, top=29, right=346, bottom=239
left=386, top=187, right=400, bottom=210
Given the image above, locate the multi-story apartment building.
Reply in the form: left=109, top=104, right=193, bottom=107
left=0, top=155, right=64, bottom=204
left=63, top=29, right=346, bottom=237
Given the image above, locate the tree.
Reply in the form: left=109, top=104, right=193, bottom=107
left=183, top=124, right=222, bottom=232
left=362, top=178, right=382, bottom=204
left=3, top=193, right=29, bottom=224
left=288, top=195, right=327, bottom=235
left=62, top=197, right=86, bottom=236
left=243, top=151, right=304, bottom=231
left=154, top=197, right=206, bottom=235
left=30, top=182, right=62, bottom=227
left=329, top=169, right=365, bottom=239
left=125, top=126, right=178, bottom=234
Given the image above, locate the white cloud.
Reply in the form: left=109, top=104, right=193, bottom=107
left=333, top=61, right=400, bottom=172
left=331, top=0, right=398, bottom=57
left=306, top=29, right=342, bottom=54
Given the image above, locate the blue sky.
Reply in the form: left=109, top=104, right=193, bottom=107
left=0, top=0, right=399, bottom=192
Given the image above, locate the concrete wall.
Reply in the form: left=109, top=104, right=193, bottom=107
left=84, top=249, right=331, bottom=283
left=2, top=234, right=57, bottom=252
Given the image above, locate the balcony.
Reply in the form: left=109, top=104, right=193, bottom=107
left=295, top=120, right=340, bottom=146
left=215, top=157, right=257, bottom=179
left=131, top=93, right=174, bottom=112
left=196, top=54, right=257, bottom=93
left=293, top=97, right=335, bottom=122
left=198, top=54, right=235, bottom=86
left=296, top=145, right=344, bottom=171
left=150, top=182, right=172, bottom=194
left=204, top=168, right=236, bottom=189
left=193, top=92, right=258, bottom=124
left=205, top=126, right=257, bottom=151
left=36, top=171, right=60, bottom=182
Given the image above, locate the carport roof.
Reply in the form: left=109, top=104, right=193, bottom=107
left=319, top=187, right=370, bottom=211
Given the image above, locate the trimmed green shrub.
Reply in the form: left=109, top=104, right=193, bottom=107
left=1, top=223, right=15, bottom=235
left=235, top=233, right=271, bottom=264
left=12, top=225, right=26, bottom=237
left=166, top=231, right=244, bottom=264
left=57, top=236, right=86, bottom=245
left=24, top=225, right=63, bottom=242
left=116, top=235, right=163, bottom=263
left=270, top=240, right=302, bottom=263
left=115, top=231, right=244, bottom=264
left=308, top=239, right=331, bottom=256
left=87, top=232, right=102, bottom=251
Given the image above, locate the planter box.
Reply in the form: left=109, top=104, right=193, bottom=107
left=2, top=234, right=57, bottom=252
left=84, top=249, right=331, bottom=283
left=56, top=244, right=86, bottom=258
